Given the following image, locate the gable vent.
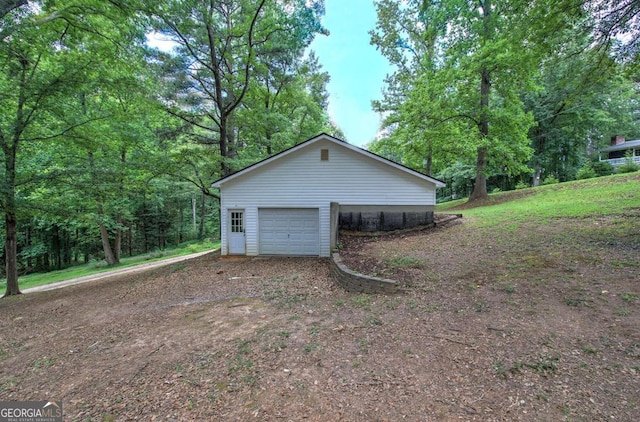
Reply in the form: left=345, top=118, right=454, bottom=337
left=321, top=148, right=329, bottom=161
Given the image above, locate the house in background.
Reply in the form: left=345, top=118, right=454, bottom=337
left=599, top=136, right=640, bottom=167
left=211, top=133, right=445, bottom=257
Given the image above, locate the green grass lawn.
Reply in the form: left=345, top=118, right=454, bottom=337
left=437, top=172, right=640, bottom=224
left=1, top=239, right=220, bottom=291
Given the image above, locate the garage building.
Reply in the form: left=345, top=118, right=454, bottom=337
left=212, top=133, right=445, bottom=257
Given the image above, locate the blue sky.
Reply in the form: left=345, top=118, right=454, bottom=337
left=309, top=0, right=392, bottom=146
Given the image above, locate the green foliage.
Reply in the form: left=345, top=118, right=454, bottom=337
left=616, top=153, right=639, bottom=173
left=515, top=181, right=529, bottom=190
left=371, top=0, right=541, bottom=199
left=3, top=0, right=638, bottom=292
left=385, top=256, right=422, bottom=270
left=350, top=294, right=372, bottom=311
left=592, top=160, right=614, bottom=177
left=436, top=162, right=476, bottom=201
left=1, top=0, right=153, bottom=292
left=621, top=293, right=639, bottom=302
left=541, top=175, right=559, bottom=185
left=576, top=162, right=597, bottom=180
left=371, top=0, right=639, bottom=194
left=148, top=0, right=332, bottom=182
left=1, top=0, right=334, bottom=289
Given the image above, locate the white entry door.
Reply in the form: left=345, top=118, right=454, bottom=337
left=228, top=210, right=245, bottom=254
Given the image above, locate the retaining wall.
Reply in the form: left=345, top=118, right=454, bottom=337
left=339, top=210, right=435, bottom=232
left=329, top=253, right=399, bottom=294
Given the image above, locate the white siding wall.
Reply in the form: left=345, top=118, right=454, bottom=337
left=219, top=139, right=438, bottom=256
left=220, top=207, right=228, bottom=255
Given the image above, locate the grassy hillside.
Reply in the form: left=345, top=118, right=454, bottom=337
left=437, top=172, right=640, bottom=224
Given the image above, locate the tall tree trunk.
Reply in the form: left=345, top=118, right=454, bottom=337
left=25, top=226, right=32, bottom=270
left=266, top=131, right=273, bottom=155
left=63, top=229, right=71, bottom=266
left=470, top=146, right=488, bottom=201
left=198, top=192, right=206, bottom=240
left=178, top=198, right=184, bottom=243
left=89, top=150, right=119, bottom=266
left=114, top=223, right=122, bottom=263
left=99, top=222, right=118, bottom=266
left=3, top=145, right=20, bottom=296
left=533, top=130, right=546, bottom=187
left=425, top=143, right=433, bottom=176
left=219, top=114, right=230, bottom=176
left=114, top=149, right=125, bottom=262
left=84, top=228, right=90, bottom=263
left=533, top=165, right=542, bottom=187
left=469, top=1, right=492, bottom=202
left=53, top=225, right=61, bottom=270
left=469, top=66, right=491, bottom=202
left=2, top=55, right=28, bottom=297
left=97, top=204, right=118, bottom=266
left=192, top=194, right=197, bottom=232
left=128, top=223, right=133, bottom=257
left=4, top=212, right=20, bottom=296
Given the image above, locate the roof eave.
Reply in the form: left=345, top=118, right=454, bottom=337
left=599, top=140, right=640, bottom=152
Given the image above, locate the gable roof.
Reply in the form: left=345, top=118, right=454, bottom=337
left=211, top=133, right=446, bottom=188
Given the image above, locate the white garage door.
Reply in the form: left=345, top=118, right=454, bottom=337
left=258, top=208, right=320, bottom=256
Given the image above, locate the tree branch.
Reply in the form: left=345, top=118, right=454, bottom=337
left=165, top=108, right=220, bottom=133
left=0, top=0, right=27, bottom=19
left=24, top=115, right=111, bottom=142
left=225, top=0, right=267, bottom=115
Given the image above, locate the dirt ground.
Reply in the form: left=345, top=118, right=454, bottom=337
left=1, top=213, right=639, bottom=421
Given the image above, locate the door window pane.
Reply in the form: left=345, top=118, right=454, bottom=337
left=231, top=211, right=244, bottom=233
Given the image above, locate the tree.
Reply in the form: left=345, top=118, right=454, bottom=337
left=237, top=51, right=333, bottom=160
left=148, top=1, right=325, bottom=177
left=371, top=0, right=538, bottom=201
left=590, top=0, right=640, bottom=63
left=505, top=0, right=640, bottom=184
left=525, top=57, right=639, bottom=183
left=0, top=0, right=26, bottom=19
left=1, top=0, right=145, bottom=296
left=369, top=0, right=458, bottom=176
left=1, top=3, right=82, bottom=295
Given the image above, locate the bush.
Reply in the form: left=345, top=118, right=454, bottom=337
left=541, top=175, right=559, bottom=185
left=592, top=160, right=614, bottom=177
left=515, top=181, right=528, bottom=190
left=617, top=157, right=639, bottom=174
left=576, top=162, right=597, bottom=180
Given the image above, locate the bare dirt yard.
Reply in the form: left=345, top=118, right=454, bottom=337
left=1, top=213, right=639, bottom=421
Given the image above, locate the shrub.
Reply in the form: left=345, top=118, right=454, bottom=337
left=617, top=155, right=639, bottom=174
left=576, top=162, right=597, bottom=180
left=591, top=160, right=614, bottom=177
left=541, top=175, right=559, bottom=185
left=515, top=181, right=528, bottom=190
